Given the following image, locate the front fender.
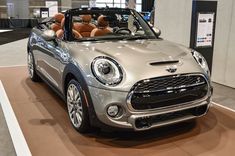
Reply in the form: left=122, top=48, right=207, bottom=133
left=62, top=63, right=88, bottom=95
left=62, top=63, right=102, bottom=126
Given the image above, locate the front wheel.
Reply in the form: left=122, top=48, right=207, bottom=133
left=66, top=79, right=90, bottom=133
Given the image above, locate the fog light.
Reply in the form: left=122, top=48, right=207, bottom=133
left=107, top=105, right=119, bottom=117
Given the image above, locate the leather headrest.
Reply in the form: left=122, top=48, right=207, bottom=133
left=54, top=13, right=64, bottom=23
left=82, top=15, right=92, bottom=23
left=97, top=15, right=109, bottom=28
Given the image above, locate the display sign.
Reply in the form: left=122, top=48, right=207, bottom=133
left=40, top=8, right=49, bottom=18
left=45, top=1, right=58, bottom=17
left=41, top=11, right=49, bottom=18
left=196, top=13, right=215, bottom=47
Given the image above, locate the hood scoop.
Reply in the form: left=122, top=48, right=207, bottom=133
left=150, top=60, right=179, bottom=66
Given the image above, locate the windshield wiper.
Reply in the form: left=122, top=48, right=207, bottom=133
left=124, top=36, right=153, bottom=40
left=75, top=36, right=154, bottom=42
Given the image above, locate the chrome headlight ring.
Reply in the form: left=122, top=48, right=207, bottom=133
left=192, top=50, right=210, bottom=76
left=91, top=56, right=123, bottom=86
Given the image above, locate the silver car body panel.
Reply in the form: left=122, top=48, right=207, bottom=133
left=65, top=39, right=209, bottom=91
left=29, top=27, right=212, bottom=131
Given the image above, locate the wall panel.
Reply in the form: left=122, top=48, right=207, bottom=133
left=155, top=0, right=235, bottom=88
left=224, top=1, right=235, bottom=87
left=155, top=0, right=192, bottom=47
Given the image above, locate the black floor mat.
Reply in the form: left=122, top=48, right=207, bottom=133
left=0, top=28, right=31, bottom=45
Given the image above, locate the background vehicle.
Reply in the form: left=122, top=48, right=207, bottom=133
left=140, top=11, right=151, bottom=21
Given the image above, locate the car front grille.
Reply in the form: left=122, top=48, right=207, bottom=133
left=129, top=74, right=208, bottom=110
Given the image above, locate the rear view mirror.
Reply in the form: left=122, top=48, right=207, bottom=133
left=153, top=27, right=161, bottom=37
left=42, top=30, right=56, bottom=41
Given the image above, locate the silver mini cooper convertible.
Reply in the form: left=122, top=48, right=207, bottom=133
left=27, top=8, right=213, bottom=133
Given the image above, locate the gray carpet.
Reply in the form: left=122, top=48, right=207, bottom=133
left=213, top=83, right=235, bottom=110
left=0, top=104, right=16, bottom=156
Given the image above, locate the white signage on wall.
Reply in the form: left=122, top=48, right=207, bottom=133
left=196, top=13, right=215, bottom=47
left=7, top=3, right=15, bottom=18
left=89, top=0, right=96, bottom=7
left=41, top=11, right=49, bottom=18
left=81, top=5, right=89, bottom=8
left=45, top=1, right=58, bottom=17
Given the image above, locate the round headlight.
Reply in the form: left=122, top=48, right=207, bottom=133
left=192, top=50, right=210, bottom=76
left=91, top=57, right=123, bottom=86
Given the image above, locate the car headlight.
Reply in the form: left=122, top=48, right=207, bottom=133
left=192, top=50, right=210, bottom=76
left=91, top=57, right=123, bottom=86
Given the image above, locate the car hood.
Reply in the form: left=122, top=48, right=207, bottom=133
left=68, top=39, right=205, bottom=91
left=90, top=39, right=189, bottom=62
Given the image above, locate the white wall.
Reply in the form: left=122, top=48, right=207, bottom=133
left=155, top=0, right=235, bottom=88
left=212, top=0, right=235, bottom=88
left=72, top=0, right=89, bottom=8
left=7, top=0, right=29, bottom=18
left=61, top=0, right=72, bottom=11
left=155, top=0, right=192, bottom=47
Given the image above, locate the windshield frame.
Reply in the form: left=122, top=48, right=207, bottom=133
left=63, top=8, right=158, bottom=42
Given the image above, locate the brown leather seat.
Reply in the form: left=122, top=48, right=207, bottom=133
left=51, top=13, right=64, bottom=32
left=56, top=18, right=82, bottom=39
left=73, top=15, right=96, bottom=37
left=90, top=15, right=111, bottom=37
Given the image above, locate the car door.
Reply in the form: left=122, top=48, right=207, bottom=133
left=34, top=36, right=69, bottom=92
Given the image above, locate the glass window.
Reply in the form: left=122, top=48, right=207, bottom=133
left=114, top=3, right=121, bottom=8
left=136, top=4, right=142, bottom=12
left=95, top=3, right=107, bottom=7
left=94, top=0, right=142, bottom=10
left=121, top=4, right=126, bottom=8
left=96, top=0, right=113, bottom=3
left=136, top=0, right=142, bottom=4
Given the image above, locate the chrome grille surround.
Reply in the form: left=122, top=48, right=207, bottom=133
left=127, top=73, right=210, bottom=112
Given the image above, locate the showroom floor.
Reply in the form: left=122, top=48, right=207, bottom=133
left=0, top=104, right=16, bottom=156
left=0, top=32, right=235, bottom=156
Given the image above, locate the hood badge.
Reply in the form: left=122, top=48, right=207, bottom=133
left=166, top=65, right=177, bottom=73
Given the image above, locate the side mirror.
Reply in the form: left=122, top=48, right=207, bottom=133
left=42, top=30, right=56, bottom=41
left=152, top=27, right=161, bottom=37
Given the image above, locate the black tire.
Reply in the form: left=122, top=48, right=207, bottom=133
left=66, top=79, right=90, bottom=133
left=27, top=52, right=41, bottom=82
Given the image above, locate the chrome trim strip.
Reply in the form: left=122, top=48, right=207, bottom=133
left=133, top=81, right=206, bottom=94
left=126, top=73, right=211, bottom=112
left=128, top=104, right=209, bottom=131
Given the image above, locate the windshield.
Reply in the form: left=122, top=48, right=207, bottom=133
left=69, top=9, right=157, bottom=41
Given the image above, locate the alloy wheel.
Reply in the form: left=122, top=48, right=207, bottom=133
left=67, top=83, right=83, bottom=128
left=27, top=52, right=34, bottom=78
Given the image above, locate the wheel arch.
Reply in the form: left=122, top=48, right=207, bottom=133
left=62, top=63, right=108, bottom=128
left=62, top=63, right=87, bottom=96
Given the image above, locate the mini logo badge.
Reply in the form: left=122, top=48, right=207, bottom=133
left=166, top=65, right=177, bottom=73
left=196, top=77, right=201, bottom=83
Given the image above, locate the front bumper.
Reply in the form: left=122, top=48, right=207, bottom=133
left=88, top=85, right=212, bottom=131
